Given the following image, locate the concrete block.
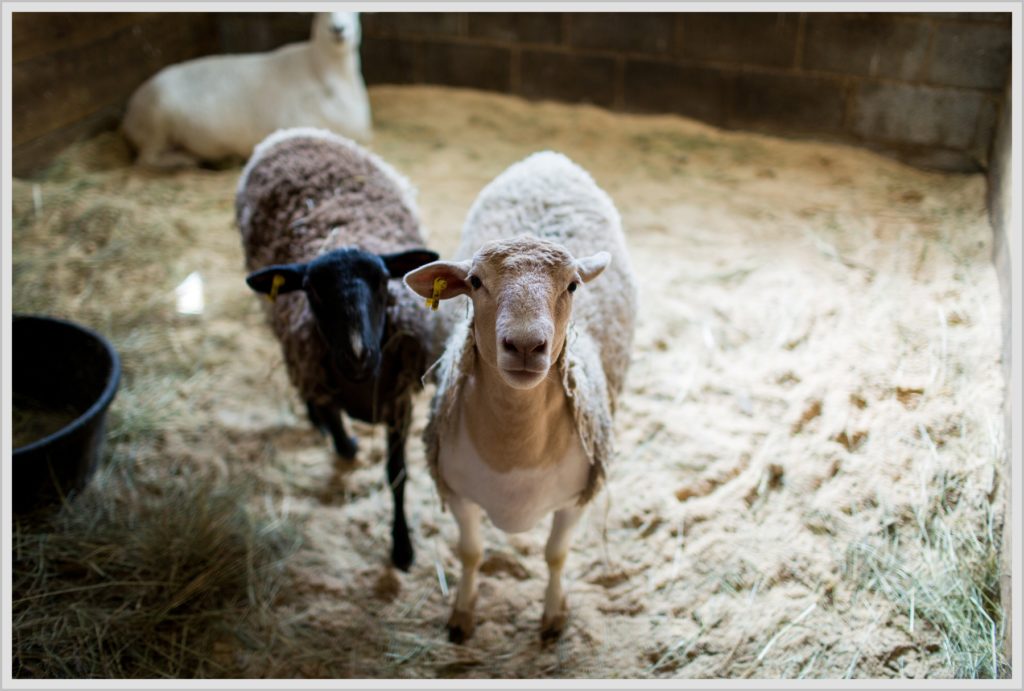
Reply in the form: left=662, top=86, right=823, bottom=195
left=803, top=14, right=931, bottom=80
left=361, top=12, right=462, bottom=38
left=361, top=37, right=417, bottom=85
left=419, top=41, right=510, bottom=92
left=623, top=60, right=732, bottom=123
left=679, top=13, right=799, bottom=67
left=971, top=96, right=999, bottom=165
left=918, top=12, right=1011, bottom=22
left=217, top=13, right=312, bottom=54
left=731, top=71, right=846, bottom=134
left=13, top=12, right=153, bottom=62
left=927, top=22, right=1011, bottom=89
left=13, top=14, right=218, bottom=145
left=569, top=13, right=674, bottom=54
left=851, top=82, right=985, bottom=149
left=468, top=12, right=562, bottom=44
left=519, top=50, right=615, bottom=107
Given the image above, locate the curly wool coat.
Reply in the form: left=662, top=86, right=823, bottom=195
left=237, top=128, right=433, bottom=421
left=423, top=151, right=638, bottom=506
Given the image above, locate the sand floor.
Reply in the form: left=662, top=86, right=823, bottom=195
left=11, top=85, right=1006, bottom=679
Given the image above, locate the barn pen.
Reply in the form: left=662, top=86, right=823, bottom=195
left=8, top=9, right=1015, bottom=680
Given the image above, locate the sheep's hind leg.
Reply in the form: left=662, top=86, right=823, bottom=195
left=135, top=144, right=199, bottom=170
left=307, top=401, right=357, bottom=460
left=385, top=408, right=414, bottom=571
left=447, top=494, right=483, bottom=643
left=541, top=504, right=584, bottom=641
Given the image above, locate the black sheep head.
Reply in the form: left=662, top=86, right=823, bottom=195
left=247, top=247, right=439, bottom=381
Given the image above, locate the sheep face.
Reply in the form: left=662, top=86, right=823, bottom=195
left=312, top=12, right=361, bottom=50
left=405, top=236, right=610, bottom=390
left=248, top=247, right=438, bottom=381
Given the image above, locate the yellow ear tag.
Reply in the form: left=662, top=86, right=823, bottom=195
left=266, top=273, right=287, bottom=303
left=427, top=277, right=447, bottom=311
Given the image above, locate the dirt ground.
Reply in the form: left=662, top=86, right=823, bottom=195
left=11, top=85, right=1006, bottom=679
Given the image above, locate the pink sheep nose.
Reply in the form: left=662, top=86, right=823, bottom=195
left=502, top=336, right=547, bottom=355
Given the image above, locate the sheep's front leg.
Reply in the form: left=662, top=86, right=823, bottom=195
left=541, top=504, right=584, bottom=641
left=385, top=410, right=413, bottom=571
left=306, top=401, right=357, bottom=460
left=447, top=493, right=483, bottom=643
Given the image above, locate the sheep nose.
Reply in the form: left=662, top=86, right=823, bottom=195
left=347, top=346, right=379, bottom=378
left=502, top=336, right=547, bottom=355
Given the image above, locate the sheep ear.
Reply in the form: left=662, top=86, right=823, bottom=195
left=404, top=260, right=472, bottom=300
left=576, top=251, right=611, bottom=283
left=380, top=249, right=441, bottom=278
left=246, top=263, right=307, bottom=295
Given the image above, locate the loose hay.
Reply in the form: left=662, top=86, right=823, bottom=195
left=11, top=85, right=1007, bottom=679
left=12, top=461, right=302, bottom=678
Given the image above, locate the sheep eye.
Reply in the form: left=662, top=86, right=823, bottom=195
left=568, top=282, right=578, bottom=293
left=470, top=276, right=482, bottom=290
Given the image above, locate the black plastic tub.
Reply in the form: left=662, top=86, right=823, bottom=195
left=12, top=314, right=121, bottom=513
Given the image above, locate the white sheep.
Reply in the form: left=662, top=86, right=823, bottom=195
left=123, top=12, right=370, bottom=168
left=404, top=151, right=638, bottom=641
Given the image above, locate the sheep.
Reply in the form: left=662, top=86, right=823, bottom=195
left=237, top=127, right=438, bottom=571
left=404, top=151, right=638, bottom=641
left=123, top=12, right=370, bottom=168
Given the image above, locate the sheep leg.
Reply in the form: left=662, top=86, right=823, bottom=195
left=135, top=144, right=199, bottom=170
left=306, top=401, right=357, bottom=460
left=447, top=494, right=483, bottom=643
left=386, top=411, right=414, bottom=571
left=305, top=400, right=323, bottom=431
left=541, top=504, right=584, bottom=641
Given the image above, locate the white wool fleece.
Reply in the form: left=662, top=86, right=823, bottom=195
left=423, top=151, right=638, bottom=505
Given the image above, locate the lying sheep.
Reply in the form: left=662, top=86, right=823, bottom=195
left=404, top=151, right=638, bottom=641
left=237, top=127, right=437, bottom=571
left=124, top=12, right=370, bottom=168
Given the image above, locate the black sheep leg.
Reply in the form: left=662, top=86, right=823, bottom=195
left=306, top=400, right=357, bottom=460
left=386, top=406, right=414, bottom=571
left=305, top=400, right=323, bottom=432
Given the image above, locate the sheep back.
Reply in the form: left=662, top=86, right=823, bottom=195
left=425, top=151, right=637, bottom=506
left=455, top=151, right=637, bottom=402
left=237, top=128, right=429, bottom=406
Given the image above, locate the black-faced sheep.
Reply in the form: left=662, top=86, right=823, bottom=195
left=404, top=151, right=638, bottom=640
left=237, top=127, right=437, bottom=571
left=124, top=12, right=370, bottom=168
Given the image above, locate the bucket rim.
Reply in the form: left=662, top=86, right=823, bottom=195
left=11, top=314, right=122, bottom=456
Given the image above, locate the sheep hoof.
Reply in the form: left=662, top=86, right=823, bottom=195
left=447, top=609, right=475, bottom=644
left=391, top=535, right=414, bottom=572
left=540, top=598, right=568, bottom=642
left=334, top=436, right=358, bottom=461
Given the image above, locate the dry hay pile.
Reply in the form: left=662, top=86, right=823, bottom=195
left=10, top=85, right=1007, bottom=679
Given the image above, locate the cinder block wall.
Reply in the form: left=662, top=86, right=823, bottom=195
left=10, top=12, right=312, bottom=176
left=11, top=13, right=219, bottom=176
left=11, top=12, right=1011, bottom=176
left=360, top=11, right=1011, bottom=172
